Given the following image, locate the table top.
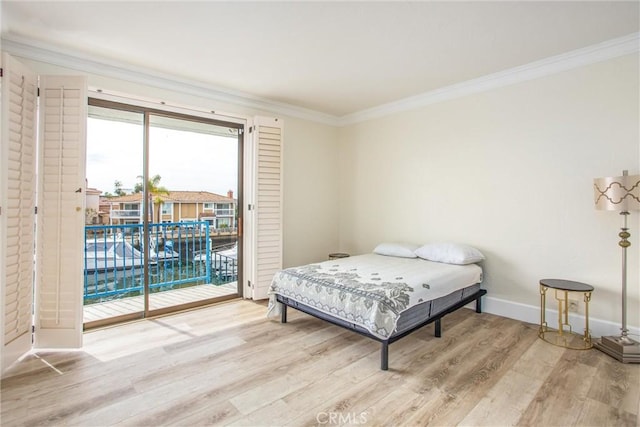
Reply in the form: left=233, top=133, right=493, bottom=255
left=329, top=252, right=350, bottom=258
left=540, top=278, right=594, bottom=292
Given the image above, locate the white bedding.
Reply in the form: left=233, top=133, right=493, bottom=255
left=267, top=253, right=483, bottom=339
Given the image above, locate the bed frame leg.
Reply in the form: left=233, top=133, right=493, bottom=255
left=281, top=304, right=288, bottom=323
left=381, top=342, right=389, bottom=370
left=435, top=318, right=442, bottom=337
left=476, top=296, right=483, bottom=313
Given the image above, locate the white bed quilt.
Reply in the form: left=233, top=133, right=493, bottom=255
left=267, top=253, right=483, bottom=339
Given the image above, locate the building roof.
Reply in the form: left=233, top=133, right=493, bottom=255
left=108, top=191, right=235, bottom=203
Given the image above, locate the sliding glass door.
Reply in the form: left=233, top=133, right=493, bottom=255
left=85, top=106, right=146, bottom=324
left=84, top=100, right=242, bottom=327
left=146, top=113, right=241, bottom=313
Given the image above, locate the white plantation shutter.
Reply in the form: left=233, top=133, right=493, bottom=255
left=34, top=76, right=86, bottom=348
left=252, top=117, right=283, bottom=300
left=0, top=54, right=38, bottom=373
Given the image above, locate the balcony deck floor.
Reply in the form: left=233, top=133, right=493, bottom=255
left=83, top=282, right=238, bottom=324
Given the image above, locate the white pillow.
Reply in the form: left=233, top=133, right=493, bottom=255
left=373, top=242, right=419, bottom=258
left=414, top=242, right=485, bottom=265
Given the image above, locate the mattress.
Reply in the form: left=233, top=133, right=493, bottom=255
left=267, top=253, right=483, bottom=339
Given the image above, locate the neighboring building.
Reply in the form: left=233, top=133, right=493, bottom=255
left=85, top=187, right=102, bottom=225
left=107, top=190, right=237, bottom=229
left=98, top=196, right=115, bottom=225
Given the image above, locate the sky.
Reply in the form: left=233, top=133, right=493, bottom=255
left=86, top=117, right=238, bottom=197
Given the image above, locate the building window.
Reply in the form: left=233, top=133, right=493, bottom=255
left=215, top=203, right=233, bottom=216
left=217, top=218, right=232, bottom=228
left=161, top=202, right=172, bottom=215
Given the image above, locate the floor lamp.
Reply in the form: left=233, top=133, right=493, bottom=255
left=593, top=170, right=640, bottom=363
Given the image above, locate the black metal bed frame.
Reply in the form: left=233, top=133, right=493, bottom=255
left=276, top=288, right=487, bottom=371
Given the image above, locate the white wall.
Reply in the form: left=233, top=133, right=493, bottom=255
left=282, top=118, right=340, bottom=267
left=16, top=52, right=640, bottom=335
left=18, top=58, right=340, bottom=268
left=337, top=54, right=640, bottom=333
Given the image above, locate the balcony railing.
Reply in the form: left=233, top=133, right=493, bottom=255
left=84, top=221, right=237, bottom=303
left=110, top=209, right=141, bottom=218
left=213, top=209, right=234, bottom=216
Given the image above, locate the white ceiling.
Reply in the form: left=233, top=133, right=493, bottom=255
left=2, top=1, right=639, bottom=118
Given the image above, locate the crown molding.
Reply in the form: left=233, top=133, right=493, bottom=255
left=2, top=32, right=638, bottom=127
left=338, top=32, right=640, bottom=126
left=0, top=34, right=341, bottom=126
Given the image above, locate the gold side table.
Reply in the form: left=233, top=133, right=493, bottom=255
left=539, top=278, right=593, bottom=350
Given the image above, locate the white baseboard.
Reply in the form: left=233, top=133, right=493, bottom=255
left=466, top=296, right=640, bottom=340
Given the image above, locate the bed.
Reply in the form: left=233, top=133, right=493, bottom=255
left=267, top=242, right=487, bottom=370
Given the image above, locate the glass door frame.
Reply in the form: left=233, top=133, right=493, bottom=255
left=86, top=98, right=244, bottom=327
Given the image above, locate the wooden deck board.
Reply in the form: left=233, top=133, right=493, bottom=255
left=83, top=283, right=238, bottom=323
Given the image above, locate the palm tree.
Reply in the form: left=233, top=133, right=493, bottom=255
left=113, top=180, right=125, bottom=196
left=136, top=174, right=169, bottom=223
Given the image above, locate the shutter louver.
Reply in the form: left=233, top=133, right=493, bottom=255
left=253, top=118, right=283, bottom=299
left=34, top=76, right=86, bottom=348
left=1, top=54, right=38, bottom=374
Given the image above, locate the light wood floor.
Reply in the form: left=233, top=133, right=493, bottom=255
left=2, top=299, right=638, bottom=426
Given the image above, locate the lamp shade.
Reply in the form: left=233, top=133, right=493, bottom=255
left=594, top=173, right=640, bottom=212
